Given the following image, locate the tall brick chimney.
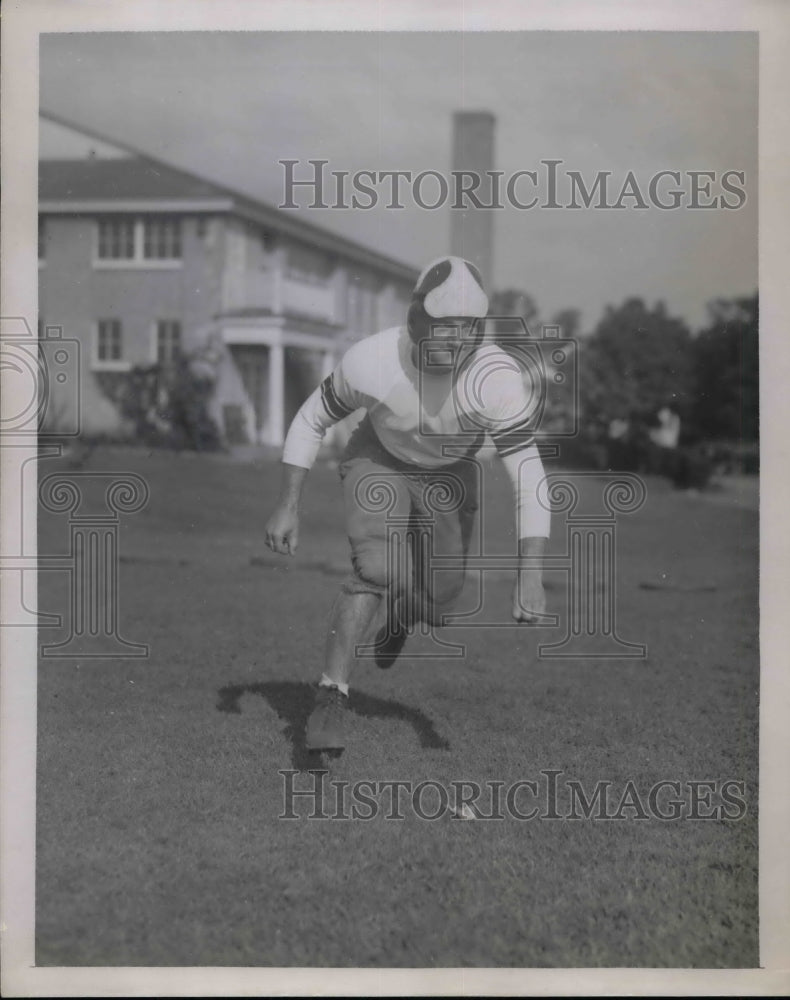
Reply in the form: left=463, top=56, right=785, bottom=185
left=450, top=110, right=496, bottom=289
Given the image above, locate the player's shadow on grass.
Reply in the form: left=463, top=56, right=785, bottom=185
left=216, top=679, right=450, bottom=770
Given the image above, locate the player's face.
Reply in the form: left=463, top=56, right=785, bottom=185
left=417, top=317, right=477, bottom=375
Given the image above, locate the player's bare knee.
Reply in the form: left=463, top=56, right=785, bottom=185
left=349, top=546, right=390, bottom=594
left=341, top=574, right=386, bottom=598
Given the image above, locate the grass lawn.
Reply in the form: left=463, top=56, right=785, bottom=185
left=36, top=445, right=758, bottom=967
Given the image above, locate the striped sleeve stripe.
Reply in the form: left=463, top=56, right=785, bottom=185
left=320, top=375, right=356, bottom=421
left=491, top=420, right=536, bottom=457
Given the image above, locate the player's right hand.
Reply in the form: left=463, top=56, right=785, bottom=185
left=265, top=504, right=300, bottom=556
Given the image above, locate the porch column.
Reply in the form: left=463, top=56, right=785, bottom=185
left=268, top=342, right=285, bottom=445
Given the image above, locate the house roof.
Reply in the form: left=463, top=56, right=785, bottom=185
left=38, top=113, right=419, bottom=285
left=39, top=157, right=229, bottom=203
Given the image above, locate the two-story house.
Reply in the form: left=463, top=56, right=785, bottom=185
left=38, top=112, right=418, bottom=445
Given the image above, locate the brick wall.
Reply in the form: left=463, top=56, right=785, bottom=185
left=39, top=214, right=225, bottom=435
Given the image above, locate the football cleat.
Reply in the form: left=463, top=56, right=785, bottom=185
left=305, top=685, right=348, bottom=751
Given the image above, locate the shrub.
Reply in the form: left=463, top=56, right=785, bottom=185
left=97, top=356, right=222, bottom=451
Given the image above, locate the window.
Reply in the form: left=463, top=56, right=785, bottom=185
left=155, top=320, right=182, bottom=363
left=94, top=216, right=182, bottom=266
left=143, top=217, right=181, bottom=259
left=347, top=272, right=380, bottom=334
left=97, top=218, right=136, bottom=260
left=286, top=243, right=330, bottom=284
left=97, top=319, right=123, bottom=362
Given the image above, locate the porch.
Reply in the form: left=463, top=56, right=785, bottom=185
left=216, top=315, right=337, bottom=447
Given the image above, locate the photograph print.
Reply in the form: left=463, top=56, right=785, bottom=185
left=26, top=25, right=760, bottom=972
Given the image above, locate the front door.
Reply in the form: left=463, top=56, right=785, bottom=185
left=284, top=347, right=325, bottom=429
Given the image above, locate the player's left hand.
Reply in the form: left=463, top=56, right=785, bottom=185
left=512, top=573, right=546, bottom=624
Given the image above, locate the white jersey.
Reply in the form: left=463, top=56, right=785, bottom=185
left=283, top=326, right=550, bottom=538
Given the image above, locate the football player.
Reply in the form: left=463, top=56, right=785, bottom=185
left=265, top=256, right=550, bottom=750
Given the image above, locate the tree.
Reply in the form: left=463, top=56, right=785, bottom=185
left=581, top=298, right=694, bottom=431
left=551, top=308, right=581, bottom=340
left=489, top=288, right=540, bottom=331
left=692, top=293, right=758, bottom=441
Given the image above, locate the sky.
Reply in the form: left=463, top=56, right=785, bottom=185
left=39, top=30, right=758, bottom=332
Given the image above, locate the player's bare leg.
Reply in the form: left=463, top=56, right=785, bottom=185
left=305, top=588, right=380, bottom=751
left=324, top=589, right=380, bottom=688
